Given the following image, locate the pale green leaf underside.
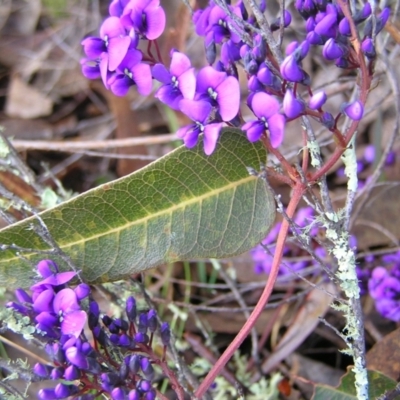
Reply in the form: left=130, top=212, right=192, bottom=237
left=0, top=129, right=275, bottom=288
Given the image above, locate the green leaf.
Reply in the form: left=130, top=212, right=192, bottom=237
left=312, top=368, right=397, bottom=400
left=0, top=129, right=275, bottom=288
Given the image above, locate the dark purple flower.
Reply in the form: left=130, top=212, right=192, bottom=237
left=53, top=288, right=87, bottom=337
left=141, top=357, right=155, bottom=380
left=177, top=99, right=223, bottom=155
left=126, top=296, right=137, bottom=322
left=283, top=89, right=305, bottom=118
left=195, top=66, right=240, bottom=121
left=309, top=91, right=327, bottom=109
left=147, top=309, right=157, bottom=332
left=121, top=0, right=166, bottom=40
left=160, top=322, right=171, bottom=346
left=343, top=100, right=364, bottom=121
left=364, top=7, right=390, bottom=37
left=243, top=92, right=285, bottom=147
left=153, top=51, right=196, bottom=109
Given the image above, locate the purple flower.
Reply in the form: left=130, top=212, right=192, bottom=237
left=121, top=0, right=166, bottom=40
left=343, top=100, right=364, bottom=121
left=108, top=49, right=152, bottom=96
left=271, top=10, right=292, bottom=31
left=177, top=99, right=223, bottom=155
left=160, top=322, right=171, bottom=346
left=243, top=92, right=285, bottom=147
left=195, top=66, right=240, bottom=122
left=53, top=288, right=87, bottom=337
left=65, top=346, right=89, bottom=369
left=314, top=13, right=337, bottom=36
left=109, top=0, right=130, bottom=17
left=361, top=38, right=376, bottom=59
left=153, top=51, right=196, bottom=109
left=309, top=91, right=327, bottom=109
left=283, top=89, right=305, bottom=119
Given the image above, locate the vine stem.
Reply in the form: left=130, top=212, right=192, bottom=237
left=194, top=182, right=306, bottom=399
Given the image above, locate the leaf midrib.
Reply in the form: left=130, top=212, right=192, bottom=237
left=2, top=174, right=259, bottom=262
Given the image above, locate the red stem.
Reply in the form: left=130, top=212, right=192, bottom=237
left=195, top=183, right=305, bottom=398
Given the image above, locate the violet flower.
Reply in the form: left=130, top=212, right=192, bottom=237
left=195, top=66, right=240, bottom=122
left=153, top=51, right=196, bottom=110
left=121, top=0, right=166, bottom=40
left=343, top=100, right=364, bottom=121
left=243, top=92, right=285, bottom=147
left=177, top=99, right=223, bottom=155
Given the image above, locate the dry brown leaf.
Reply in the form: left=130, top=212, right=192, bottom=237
left=5, top=75, right=53, bottom=119
left=352, top=183, right=400, bottom=249
left=366, top=327, right=400, bottom=380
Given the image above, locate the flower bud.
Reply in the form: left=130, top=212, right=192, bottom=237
left=75, top=283, right=90, bottom=300
left=321, top=112, right=335, bottom=129
left=126, top=296, right=137, bottom=322
left=129, top=354, right=141, bottom=374
left=50, top=367, right=64, bottom=380
left=65, top=346, right=89, bottom=369
left=33, top=363, right=52, bottom=378
left=338, top=18, right=351, bottom=35
left=141, top=357, right=155, bottom=381
left=160, top=322, right=171, bottom=346
left=280, top=55, right=304, bottom=82
left=128, top=390, right=141, bottom=400
left=323, top=38, right=345, bottom=60
left=137, top=379, right=152, bottom=393
left=111, top=387, right=127, bottom=400
left=283, top=89, right=305, bottom=118
left=138, top=313, right=148, bottom=333
left=64, top=365, right=81, bottom=380
left=343, top=100, right=364, bottom=120
left=306, top=31, right=324, bottom=45
left=361, top=38, right=376, bottom=59
left=309, top=91, right=327, bottom=109
left=55, top=383, right=78, bottom=398
left=88, top=301, right=99, bottom=329
left=147, top=309, right=157, bottom=333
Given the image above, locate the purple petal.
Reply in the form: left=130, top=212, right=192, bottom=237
left=81, top=37, right=106, bottom=59
left=243, top=120, right=264, bottom=142
left=108, top=36, right=131, bottom=71
left=38, top=388, right=57, bottom=400
left=33, top=289, right=55, bottom=313
left=323, top=38, right=344, bottom=60
left=179, top=99, right=212, bottom=123
left=75, top=283, right=90, bottom=300
left=178, top=68, right=196, bottom=100
left=53, top=288, right=80, bottom=314
left=144, top=5, right=166, bottom=40
left=131, top=63, right=152, bottom=95
left=81, top=61, right=101, bottom=80
left=152, top=64, right=171, bottom=84
left=315, top=13, right=337, bottom=35
left=183, top=127, right=200, bottom=148
left=203, top=123, right=223, bottom=155
left=100, top=16, right=126, bottom=40
left=100, top=53, right=110, bottom=88
left=35, top=311, right=58, bottom=328
left=110, top=74, right=132, bottom=96
left=170, top=51, right=191, bottom=77
left=37, top=260, right=58, bottom=278
left=251, top=92, right=280, bottom=119
left=118, top=48, right=143, bottom=71
left=65, top=347, right=88, bottom=369
left=15, top=288, right=32, bottom=304
left=176, top=124, right=191, bottom=139
left=267, top=114, right=285, bottom=148
left=196, top=66, right=226, bottom=94
left=61, top=310, right=87, bottom=338
left=155, top=85, right=182, bottom=109
left=215, top=76, right=240, bottom=121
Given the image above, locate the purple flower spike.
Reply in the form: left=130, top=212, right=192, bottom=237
left=195, top=66, right=240, bottom=122
left=243, top=92, right=285, bottom=148
left=343, top=100, right=364, bottom=121
left=309, top=91, right=327, bottom=109
left=121, top=0, right=166, bottom=40
left=323, top=38, right=345, bottom=60
left=177, top=99, right=223, bottom=155
left=280, top=55, right=305, bottom=82
left=153, top=51, right=196, bottom=110
left=283, top=89, right=305, bottom=119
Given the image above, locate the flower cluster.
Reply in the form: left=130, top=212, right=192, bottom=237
left=81, top=0, right=389, bottom=155
left=7, top=260, right=174, bottom=400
